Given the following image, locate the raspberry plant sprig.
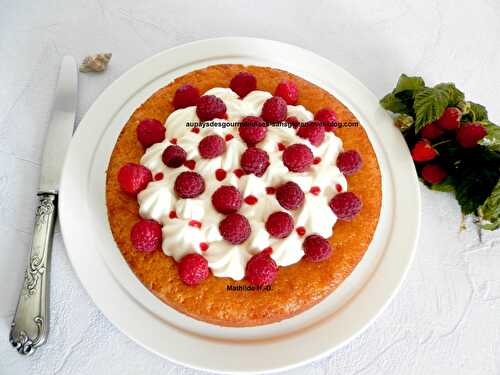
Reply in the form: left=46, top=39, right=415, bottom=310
left=380, top=74, right=500, bottom=230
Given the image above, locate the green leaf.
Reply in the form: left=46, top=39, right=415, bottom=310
left=394, top=74, right=425, bottom=94
left=380, top=74, right=425, bottom=115
left=479, top=121, right=500, bottom=152
left=431, top=177, right=455, bottom=192
left=394, top=114, right=414, bottom=132
left=469, top=101, right=488, bottom=121
left=453, top=149, right=500, bottom=215
left=480, top=220, right=500, bottom=231
left=394, top=75, right=425, bottom=115
left=455, top=173, right=488, bottom=215
left=394, top=91, right=416, bottom=115
left=457, top=100, right=470, bottom=113
left=413, top=86, right=449, bottom=133
left=479, top=178, right=500, bottom=230
left=380, top=93, right=410, bottom=114
left=433, top=83, right=464, bottom=106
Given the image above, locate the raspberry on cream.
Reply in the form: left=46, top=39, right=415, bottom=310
left=137, top=86, right=349, bottom=280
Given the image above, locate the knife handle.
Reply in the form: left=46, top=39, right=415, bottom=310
left=9, top=193, right=57, bottom=355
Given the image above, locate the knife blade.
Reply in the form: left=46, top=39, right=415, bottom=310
left=9, top=56, right=78, bottom=355
left=39, top=55, right=78, bottom=192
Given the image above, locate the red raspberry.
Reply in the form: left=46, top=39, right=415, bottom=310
left=315, top=108, right=338, bottom=132
left=211, top=185, right=243, bottom=214
left=337, top=150, right=363, bottom=175
left=136, top=119, right=165, bottom=147
left=162, top=145, right=187, bottom=168
left=239, top=116, right=267, bottom=145
left=240, top=147, right=270, bottom=177
left=173, top=84, right=200, bottom=109
left=421, top=164, right=448, bottom=184
left=196, top=95, right=227, bottom=121
left=276, top=181, right=304, bottom=210
left=130, top=219, right=162, bottom=252
left=411, top=139, right=437, bottom=162
left=198, top=134, right=225, bottom=159
left=245, top=251, right=278, bottom=287
left=261, top=96, right=287, bottom=123
left=178, top=253, right=209, bottom=286
left=436, top=107, right=461, bottom=130
left=329, top=192, right=362, bottom=220
left=174, top=171, right=205, bottom=198
left=303, top=234, right=332, bottom=262
left=118, top=163, right=152, bottom=195
left=219, top=213, right=251, bottom=244
left=265, top=211, right=294, bottom=238
left=420, top=122, right=444, bottom=140
left=456, top=123, right=487, bottom=148
left=230, top=72, right=257, bottom=97
left=282, top=143, right=314, bottom=172
left=274, top=80, right=299, bottom=105
left=297, top=120, right=325, bottom=146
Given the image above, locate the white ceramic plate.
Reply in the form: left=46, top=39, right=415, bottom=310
left=59, top=37, right=420, bottom=374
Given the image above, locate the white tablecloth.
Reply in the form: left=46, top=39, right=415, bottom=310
left=1, top=1, right=500, bottom=373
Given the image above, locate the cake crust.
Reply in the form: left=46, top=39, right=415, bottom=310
left=106, top=64, right=382, bottom=326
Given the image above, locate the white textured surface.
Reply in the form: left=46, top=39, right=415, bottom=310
left=1, top=0, right=500, bottom=374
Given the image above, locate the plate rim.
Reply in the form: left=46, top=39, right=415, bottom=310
left=59, top=37, right=421, bottom=373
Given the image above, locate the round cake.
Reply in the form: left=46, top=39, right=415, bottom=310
left=106, top=64, right=382, bottom=326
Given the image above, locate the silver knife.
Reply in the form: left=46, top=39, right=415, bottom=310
left=9, top=56, right=78, bottom=355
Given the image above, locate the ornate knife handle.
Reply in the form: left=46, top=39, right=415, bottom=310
left=9, top=193, right=56, bottom=355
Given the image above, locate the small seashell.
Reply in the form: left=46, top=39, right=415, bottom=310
left=79, top=53, right=112, bottom=73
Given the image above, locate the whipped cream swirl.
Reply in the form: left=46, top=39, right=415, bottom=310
left=137, top=87, right=347, bottom=280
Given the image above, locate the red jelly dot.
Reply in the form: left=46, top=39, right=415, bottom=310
left=310, top=186, right=321, bottom=195
left=244, top=195, right=258, bottom=205
left=277, top=143, right=286, bottom=151
left=225, top=134, right=234, bottom=141
left=313, top=157, right=321, bottom=165
left=169, top=210, right=177, bottom=219
left=170, top=138, right=177, bottom=144
left=154, top=172, right=164, bottom=181
left=189, top=220, right=202, bottom=228
left=234, top=169, right=245, bottom=178
left=266, top=187, right=276, bottom=195
left=184, top=160, right=196, bottom=170
left=262, top=247, right=273, bottom=255
left=215, top=168, right=227, bottom=181
left=296, top=226, right=306, bottom=236
left=191, top=127, right=200, bottom=134
left=336, top=184, right=342, bottom=192
left=200, top=242, right=209, bottom=251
